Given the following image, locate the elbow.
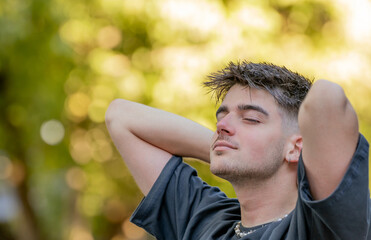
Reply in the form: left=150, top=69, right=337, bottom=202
left=298, top=79, right=358, bottom=133
left=105, top=99, right=128, bottom=131
left=299, top=80, right=348, bottom=117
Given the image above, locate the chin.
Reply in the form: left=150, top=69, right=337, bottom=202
left=209, top=161, right=221, bottom=176
left=210, top=168, right=236, bottom=182
left=210, top=166, right=226, bottom=178
left=210, top=161, right=231, bottom=177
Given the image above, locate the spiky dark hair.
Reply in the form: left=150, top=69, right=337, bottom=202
left=204, top=61, right=312, bottom=120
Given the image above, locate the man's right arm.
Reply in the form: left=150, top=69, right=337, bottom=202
left=105, top=99, right=213, bottom=196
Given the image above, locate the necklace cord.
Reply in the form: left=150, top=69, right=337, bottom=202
left=234, top=214, right=289, bottom=238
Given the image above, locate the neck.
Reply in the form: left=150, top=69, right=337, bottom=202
left=232, top=164, right=298, bottom=227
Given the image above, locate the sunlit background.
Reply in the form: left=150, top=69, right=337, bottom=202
left=0, top=0, right=370, bottom=239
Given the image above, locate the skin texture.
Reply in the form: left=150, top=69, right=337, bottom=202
left=210, top=85, right=288, bottom=183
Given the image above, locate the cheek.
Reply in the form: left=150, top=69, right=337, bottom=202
left=240, top=132, right=264, bottom=154
left=241, top=128, right=281, bottom=154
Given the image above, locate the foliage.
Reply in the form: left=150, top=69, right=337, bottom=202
left=0, top=0, right=370, bottom=239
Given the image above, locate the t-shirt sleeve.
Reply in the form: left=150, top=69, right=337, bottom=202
left=295, top=133, right=370, bottom=239
left=130, top=156, right=240, bottom=240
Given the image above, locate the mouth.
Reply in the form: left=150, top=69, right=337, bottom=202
left=212, top=140, right=238, bottom=151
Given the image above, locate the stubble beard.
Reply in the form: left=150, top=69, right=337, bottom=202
left=210, top=143, right=285, bottom=185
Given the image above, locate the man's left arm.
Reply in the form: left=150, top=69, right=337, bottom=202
left=298, top=79, right=359, bottom=200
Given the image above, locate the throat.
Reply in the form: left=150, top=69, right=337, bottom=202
left=232, top=163, right=298, bottom=227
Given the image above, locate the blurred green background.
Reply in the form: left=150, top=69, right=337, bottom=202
left=0, top=0, right=370, bottom=239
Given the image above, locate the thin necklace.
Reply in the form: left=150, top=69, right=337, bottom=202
left=234, top=214, right=288, bottom=238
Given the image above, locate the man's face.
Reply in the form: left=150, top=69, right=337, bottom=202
left=210, top=84, right=287, bottom=182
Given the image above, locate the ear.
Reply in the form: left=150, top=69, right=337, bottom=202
left=284, top=134, right=302, bottom=164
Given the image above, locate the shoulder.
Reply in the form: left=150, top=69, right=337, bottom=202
left=131, top=156, right=240, bottom=239
left=295, top=134, right=370, bottom=239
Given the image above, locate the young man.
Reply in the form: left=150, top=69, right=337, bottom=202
left=106, top=61, right=370, bottom=239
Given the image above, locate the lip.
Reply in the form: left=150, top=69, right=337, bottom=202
left=212, top=140, right=237, bottom=151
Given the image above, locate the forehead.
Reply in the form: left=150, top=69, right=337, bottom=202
left=222, top=85, right=278, bottom=110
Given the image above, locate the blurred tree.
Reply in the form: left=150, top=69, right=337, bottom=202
left=0, top=0, right=74, bottom=238
left=0, top=0, right=370, bottom=239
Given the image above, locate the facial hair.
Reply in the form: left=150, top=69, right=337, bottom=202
left=210, top=137, right=285, bottom=184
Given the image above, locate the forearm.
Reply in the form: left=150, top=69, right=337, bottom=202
left=106, top=99, right=213, bottom=163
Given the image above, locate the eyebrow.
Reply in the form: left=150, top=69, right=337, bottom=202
left=238, top=104, right=269, bottom=116
left=216, top=105, right=229, bottom=118
left=216, top=104, right=269, bottom=118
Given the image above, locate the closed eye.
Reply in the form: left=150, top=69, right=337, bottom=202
left=243, top=118, right=260, bottom=123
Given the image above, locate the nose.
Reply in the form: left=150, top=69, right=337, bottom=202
left=216, top=114, right=235, bottom=136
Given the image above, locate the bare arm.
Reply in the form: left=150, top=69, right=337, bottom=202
left=105, top=99, right=213, bottom=195
left=298, top=80, right=359, bottom=200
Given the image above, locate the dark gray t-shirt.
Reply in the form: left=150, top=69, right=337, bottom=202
left=131, top=134, right=370, bottom=239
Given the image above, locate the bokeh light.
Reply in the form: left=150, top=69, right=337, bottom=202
left=88, top=99, right=109, bottom=123
left=69, top=128, right=92, bottom=164
left=65, top=167, right=87, bottom=191
left=88, top=49, right=130, bottom=77
left=342, top=0, right=371, bottom=45
left=40, top=119, right=65, bottom=145
left=65, top=92, right=91, bottom=122
left=97, top=25, right=122, bottom=49
left=59, top=19, right=95, bottom=46
left=118, top=71, right=146, bottom=101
